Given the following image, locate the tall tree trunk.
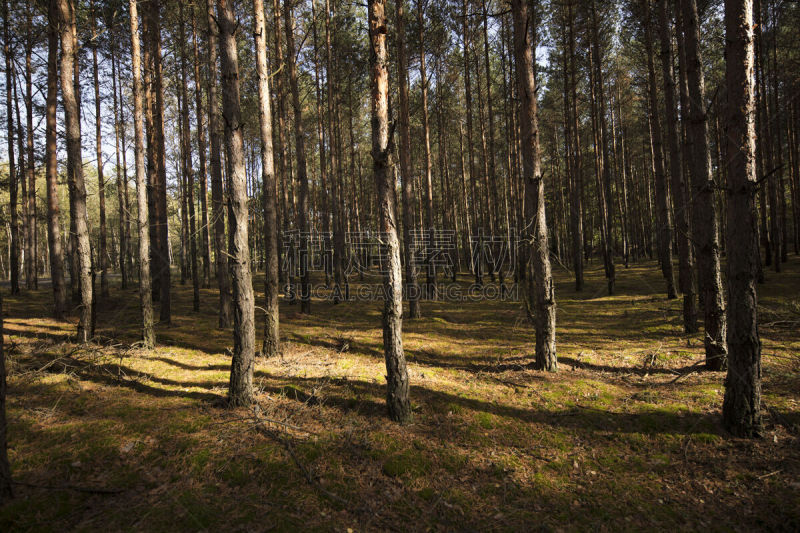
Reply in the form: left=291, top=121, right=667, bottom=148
left=326, top=0, right=346, bottom=303
left=284, top=0, right=311, bottom=314
left=253, top=0, right=279, bottom=358
left=659, top=0, right=697, bottom=331
left=417, top=0, right=436, bottom=299
left=591, top=0, right=617, bottom=295
left=511, top=0, right=557, bottom=372
left=191, top=9, right=212, bottom=289
left=369, top=0, right=411, bottom=423
left=642, top=0, right=678, bottom=299
left=683, top=0, right=728, bottom=370
left=722, top=0, right=761, bottom=438
left=566, top=0, right=583, bottom=291
left=179, top=1, right=200, bottom=312
left=218, top=0, right=255, bottom=406
left=111, top=30, right=129, bottom=291
left=143, top=2, right=170, bottom=322
left=3, top=0, right=19, bottom=294
left=395, top=0, right=421, bottom=318
left=91, top=0, right=109, bottom=298
left=129, top=0, right=155, bottom=348
left=24, top=5, right=36, bottom=290
left=206, top=0, right=232, bottom=327
left=462, top=0, right=481, bottom=285
left=45, top=0, right=67, bottom=319
left=57, top=0, right=93, bottom=342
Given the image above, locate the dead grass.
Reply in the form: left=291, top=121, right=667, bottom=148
left=1, top=257, right=799, bottom=531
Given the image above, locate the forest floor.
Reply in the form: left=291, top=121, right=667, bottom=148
left=1, top=257, right=799, bottom=531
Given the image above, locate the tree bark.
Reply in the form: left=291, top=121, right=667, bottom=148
left=45, top=0, right=67, bottom=319
left=129, top=0, right=155, bottom=348
left=511, top=0, right=557, bottom=372
left=658, top=0, right=697, bottom=331
left=683, top=0, right=728, bottom=370
left=217, top=0, right=255, bottom=406
left=23, top=5, right=36, bottom=290
left=179, top=1, right=200, bottom=312
left=57, top=0, right=93, bottom=342
left=191, top=9, right=212, bottom=289
left=91, top=0, right=109, bottom=298
left=642, top=0, right=678, bottom=299
left=395, top=0, right=421, bottom=318
left=3, top=0, right=19, bottom=295
left=284, top=0, right=312, bottom=314
left=253, top=0, right=280, bottom=358
left=369, top=0, right=412, bottom=423
left=722, top=0, right=761, bottom=438
left=206, top=0, right=233, bottom=327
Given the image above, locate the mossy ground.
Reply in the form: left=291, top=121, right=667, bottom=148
left=1, top=258, right=799, bottom=531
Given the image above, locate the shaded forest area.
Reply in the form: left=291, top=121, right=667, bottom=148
left=0, top=0, right=799, bottom=529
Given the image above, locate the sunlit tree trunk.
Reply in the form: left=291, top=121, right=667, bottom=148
left=253, top=0, right=279, bottom=358
left=511, top=0, right=557, bottom=372
left=369, top=0, right=411, bottom=422
left=91, top=0, right=109, bottom=298
left=129, top=0, right=155, bottom=348
left=218, top=0, right=255, bottom=406
left=45, top=0, right=67, bottom=319
left=57, top=0, right=93, bottom=341
left=3, top=0, right=19, bottom=294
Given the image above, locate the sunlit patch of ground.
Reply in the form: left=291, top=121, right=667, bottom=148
left=1, top=257, right=799, bottom=530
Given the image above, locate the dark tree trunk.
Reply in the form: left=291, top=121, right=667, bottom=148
left=369, top=0, right=412, bottom=423
left=659, top=0, right=697, bottom=331
left=722, top=0, right=762, bottom=438
left=683, top=0, right=728, bottom=370
left=642, top=0, right=678, bottom=299
left=3, top=0, right=19, bottom=295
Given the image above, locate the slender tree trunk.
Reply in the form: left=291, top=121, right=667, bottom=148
left=511, top=0, right=557, bottom=372
left=57, top=0, right=93, bottom=342
left=566, top=0, right=583, bottom=291
left=45, top=0, right=67, bottom=319
left=253, top=0, right=279, bottom=358
left=191, top=9, right=212, bottom=289
left=178, top=1, right=200, bottom=312
left=91, top=0, right=109, bottom=298
left=23, top=5, right=36, bottom=290
left=462, top=0, right=481, bottom=285
left=417, top=0, right=436, bottom=299
left=3, top=0, right=19, bottom=295
left=369, top=0, right=411, bottom=423
left=722, top=0, right=761, bottom=438
left=395, top=0, right=421, bottom=318
left=591, top=0, right=617, bottom=295
left=642, top=0, right=678, bottom=299
left=218, top=0, right=255, bottom=406
left=659, top=0, right=697, bottom=331
left=284, top=0, right=311, bottom=314
left=683, top=0, right=728, bottom=370
left=111, top=31, right=129, bottom=291
left=129, top=0, right=155, bottom=348
left=206, top=0, right=232, bottom=327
